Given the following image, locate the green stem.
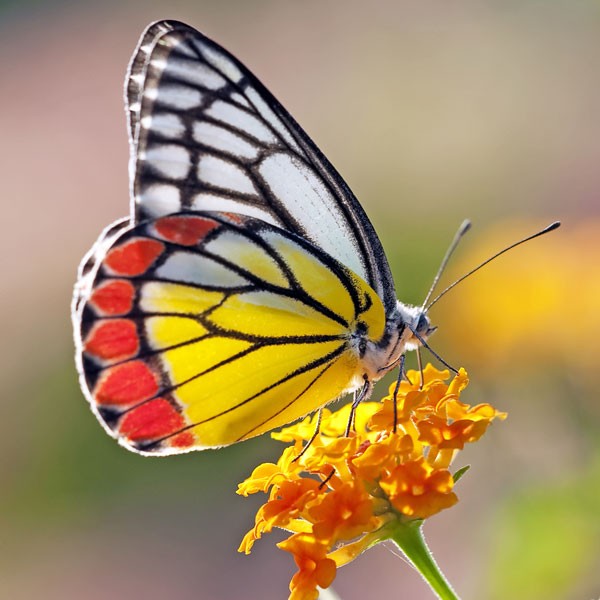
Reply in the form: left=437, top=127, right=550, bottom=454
left=387, top=521, right=460, bottom=600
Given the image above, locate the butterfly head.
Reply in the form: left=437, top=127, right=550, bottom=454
left=396, top=302, right=437, bottom=352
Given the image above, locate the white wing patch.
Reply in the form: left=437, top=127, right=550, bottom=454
left=141, top=113, right=185, bottom=139
left=192, top=122, right=260, bottom=159
left=230, top=92, right=251, bottom=108
left=258, top=153, right=363, bottom=279
left=156, top=251, right=248, bottom=287
left=191, top=194, right=278, bottom=225
left=244, top=87, right=303, bottom=155
left=153, top=84, right=203, bottom=110
left=197, top=155, right=257, bottom=195
left=165, top=58, right=227, bottom=89
left=143, top=144, right=191, bottom=179
left=139, top=183, right=181, bottom=217
left=194, top=39, right=244, bottom=83
left=205, top=101, right=277, bottom=144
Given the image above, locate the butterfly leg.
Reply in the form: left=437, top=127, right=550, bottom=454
left=391, top=354, right=410, bottom=433
left=408, top=325, right=458, bottom=375
left=319, top=468, right=335, bottom=489
left=293, top=408, right=323, bottom=463
left=319, top=380, right=373, bottom=489
left=416, top=347, right=424, bottom=390
left=344, top=378, right=372, bottom=437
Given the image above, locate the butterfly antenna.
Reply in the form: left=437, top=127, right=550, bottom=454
left=421, top=219, right=472, bottom=310
left=425, top=221, right=561, bottom=312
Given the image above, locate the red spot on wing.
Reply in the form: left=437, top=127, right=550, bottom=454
left=222, top=212, right=245, bottom=224
left=84, top=319, right=139, bottom=361
left=154, top=215, right=219, bottom=246
left=119, top=397, right=187, bottom=442
left=104, top=238, right=164, bottom=276
left=94, top=360, right=158, bottom=406
left=89, top=280, right=135, bottom=315
left=170, top=431, right=195, bottom=448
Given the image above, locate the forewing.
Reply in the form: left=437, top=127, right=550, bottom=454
left=73, top=212, right=386, bottom=455
left=126, top=20, right=397, bottom=314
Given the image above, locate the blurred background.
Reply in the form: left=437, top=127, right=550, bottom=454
left=1, top=1, right=598, bottom=598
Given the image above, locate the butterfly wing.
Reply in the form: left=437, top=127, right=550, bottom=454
left=74, top=212, right=386, bottom=454
left=125, top=20, right=397, bottom=314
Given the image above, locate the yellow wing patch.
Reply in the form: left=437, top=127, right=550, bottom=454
left=140, top=281, right=225, bottom=314
left=264, top=232, right=357, bottom=323
left=145, top=316, right=209, bottom=349
left=204, top=230, right=289, bottom=288
left=179, top=341, right=357, bottom=446
left=161, top=336, right=253, bottom=384
left=208, top=291, right=346, bottom=338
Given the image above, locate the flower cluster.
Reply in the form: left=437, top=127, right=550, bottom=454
left=238, top=365, right=506, bottom=600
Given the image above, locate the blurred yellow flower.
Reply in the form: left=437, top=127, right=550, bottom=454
left=437, top=220, right=600, bottom=383
left=238, top=365, right=506, bottom=600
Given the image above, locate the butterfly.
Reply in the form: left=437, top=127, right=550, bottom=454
left=72, top=20, right=434, bottom=455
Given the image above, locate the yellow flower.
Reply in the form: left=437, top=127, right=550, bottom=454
left=238, top=365, right=505, bottom=599
left=237, top=445, right=303, bottom=496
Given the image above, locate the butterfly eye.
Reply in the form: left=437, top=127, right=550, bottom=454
left=416, top=313, right=431, bottom=337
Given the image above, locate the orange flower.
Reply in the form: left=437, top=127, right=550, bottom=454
left=351, top=431, right=415, bottom=481
left=379, top=458, right=458, bottom=519
left=239, top=477, right=319, bottom=554
left=307, top=480, right=379, bottom=543
left=278, top=534, right=337, bottom=600
left=238, top=365, right=505, bottom=599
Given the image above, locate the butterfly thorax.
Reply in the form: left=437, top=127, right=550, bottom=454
left=358, top=301, right=435, bottom=383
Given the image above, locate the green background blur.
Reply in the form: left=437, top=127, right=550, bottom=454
left=1, top=1, right=598, bottom=598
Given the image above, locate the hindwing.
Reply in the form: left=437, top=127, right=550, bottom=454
left=74, top=212, right=386, bottom=454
